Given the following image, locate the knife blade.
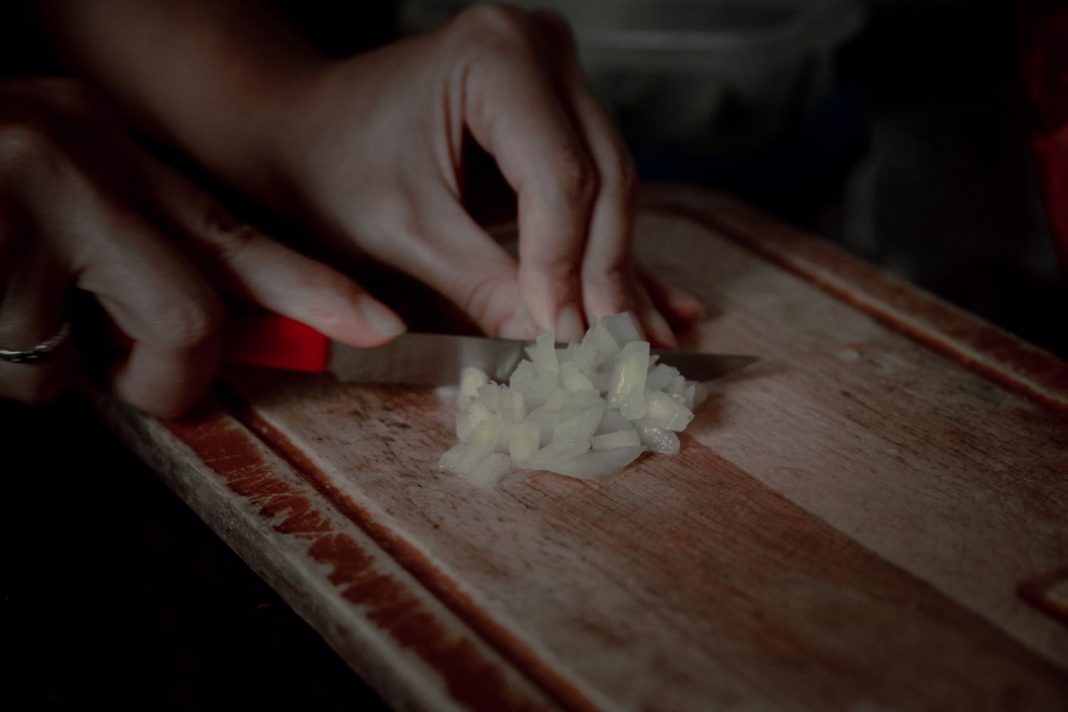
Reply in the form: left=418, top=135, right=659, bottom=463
left=227, top=313, right=757, bottom=385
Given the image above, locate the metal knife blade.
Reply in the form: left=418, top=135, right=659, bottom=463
left=326, top=332, right=757, bottom=385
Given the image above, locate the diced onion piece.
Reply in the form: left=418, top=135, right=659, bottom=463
left=638, top=426, right=680, bottom=455
left=646, top=363, right=681, bottom=392
left=507, top=422, right=541, bottom=464
left=530, top=438, right=591, bottom=470
left=590, top=371, right=611, bottom=392
left=539, top=446, right=643, bottom=479
left=524, top=410, right=559, bottom=447
left=472, top=453, right=512, bottom=486
left=458, top=367, right=488, bottom=407
left=591, top=429, right=641, bottom=450
left=608, top=341, right=650, bottom=420
left=571, top=339, right=597, bottom=373
left=551, top=407, right=604, bottom=445
left=556, top=342, right=578, bottom=363
left=561, top=361, right=596, bottom=393
left=585, top=320, right=619, bottom=366
left=509, top=360, right=537, bottom=393
left=501, top=388, right=526, bottom=423
left=439, top=440, right=491, bottom=474
left=457, top=401, right=492, bottom=442
left=665, top=375, right=688, bottom=396
left=469, top=420, right=505, bottom=453
left=524, top=371, right=558, bottom=409
left=525, top=331, right=559, bottom=374
left=644, top=390, right=693, bottom=432
left=601, top=312, right=642, bottom=345
left=597, top=409, right=630, bottom=434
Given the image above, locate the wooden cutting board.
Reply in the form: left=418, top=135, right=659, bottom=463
left=99, top=186, right=1068, bottom=710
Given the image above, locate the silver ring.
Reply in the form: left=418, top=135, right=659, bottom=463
left=0, top=322, right=72, bottom=364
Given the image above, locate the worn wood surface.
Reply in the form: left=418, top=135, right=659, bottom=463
left=102, top=187, right=1068, bottom=710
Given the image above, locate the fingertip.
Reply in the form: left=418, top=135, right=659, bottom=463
left=643, top=309, right=678, bottom=349
left=519, top=261, right=583, bottom=335
left=498, top=306, right=539, bottom=340
left=312, top=295, right=406, bottom=348
left=665, top=288, right=705, bottom=325
left=637, top=269, right=705, bottom=328
left=357, top=296, right=407, bottom=343
left=554, top=303, right=585, bottom=342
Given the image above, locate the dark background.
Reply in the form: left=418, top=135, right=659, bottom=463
left=4, top=0, right=1065, bottom=708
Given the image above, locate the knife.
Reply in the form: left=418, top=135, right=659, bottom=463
left=226, top=313, right=756, bottom=385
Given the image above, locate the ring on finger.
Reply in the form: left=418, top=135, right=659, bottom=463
left=0, top=322, right=72, bottom=365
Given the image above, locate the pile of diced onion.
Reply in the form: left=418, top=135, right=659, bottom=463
left=440, top=314, right=706, bottom=484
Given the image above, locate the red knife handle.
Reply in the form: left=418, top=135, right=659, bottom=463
left=108, top=311, right=331, bottom=374
left=228, top=312, right=330, bottom=373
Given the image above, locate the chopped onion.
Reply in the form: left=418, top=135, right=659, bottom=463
left=439, top=313, right=705, bottom=484
left=607, top=341, right=650, bottom=420
left=458, top=366, right=488, bottom=407
left=591, top=429, right=641, bottom=450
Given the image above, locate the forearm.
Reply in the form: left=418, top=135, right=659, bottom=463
left=35, top=0, right=327, bottom=200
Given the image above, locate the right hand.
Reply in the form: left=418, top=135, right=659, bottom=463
left=266, top=6, right=703, bottom=345
left=0, top=78, right=406, bottom=416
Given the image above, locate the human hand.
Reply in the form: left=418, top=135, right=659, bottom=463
left=268, top=5, right=703, bottom=345
left=0, top=78, right=404, bottom=415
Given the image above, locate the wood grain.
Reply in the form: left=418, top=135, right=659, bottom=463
left=101, top=188, right=1068, bottom=710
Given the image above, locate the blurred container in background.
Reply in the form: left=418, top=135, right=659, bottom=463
left=400, top=0, right=863, bottom=158
left=401, top=0, right=1067, bottom=358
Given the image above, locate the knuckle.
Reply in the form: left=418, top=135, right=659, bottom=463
left=582, top=270, right=634, bottom=314
left=199, top=201, right=258, bottom=263
left=458, top=273, right=511, bottom=331
left=454, top=4, right=538, bottom=55
left=550, top=147, right=598, bottom=205
left=584, top=264, right=630, bottom=296
left=537, top=249, right=582, bottom=284
left=456, top=4, right=530, bottom=38
left=158, top=289, right=223, bottom=350
left=583, top=241, right=634, bottom=292
left=524, top=252, right=582, bottom=311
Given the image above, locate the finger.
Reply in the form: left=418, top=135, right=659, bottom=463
left=634, top=279, right=679, bottom=349
left=0, top=243, right=78, bottom=405
left=5, top=104, right=221, bottom=417
left=64, top=206, right=223, bottom=418
left=527, top=12, right=646, bottom=331
left=373, top=194, right=538, bottom=339
left=454, top=5, right=597, bottom=339
left=130, top=149, right=406, bottom=348
left=638, top=268, right=705, bottom=329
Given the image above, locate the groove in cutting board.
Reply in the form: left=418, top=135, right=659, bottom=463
left=644, top=187, right=1068, bottom=413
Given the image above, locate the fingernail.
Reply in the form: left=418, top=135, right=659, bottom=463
left=647, top=312, right=678, bottom=349
left=359, top=298, right=406, bottom=339
left=554, top=304, right=585, bottom=342
left=672, top=292, right=706, bottom=323
left=499, top=307, right=538, bottom=340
